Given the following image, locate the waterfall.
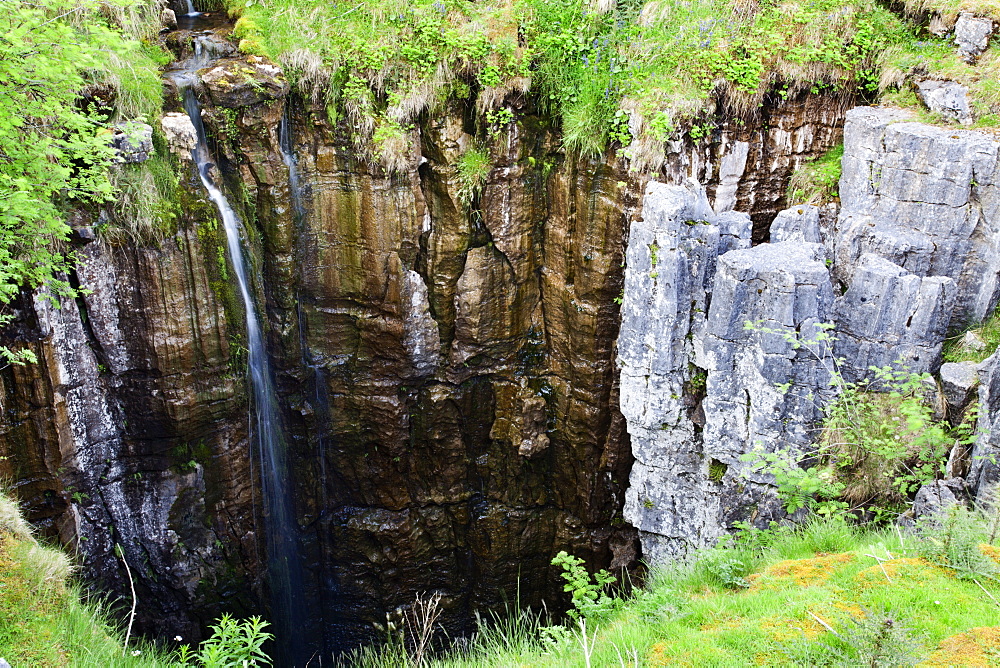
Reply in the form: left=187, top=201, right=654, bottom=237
left=181, top=88, right=306, bottom=664
left=184, top=0, right=200, bottom=16
left=280, top=108, right=338, bottom=657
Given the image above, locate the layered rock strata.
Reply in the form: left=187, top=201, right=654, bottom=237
left=0, top=45, right=853, bottom=650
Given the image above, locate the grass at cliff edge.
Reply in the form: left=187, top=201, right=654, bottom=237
left=348, top=515, right=1000, bottom=667
left=0, top=495, right=171, bottom=667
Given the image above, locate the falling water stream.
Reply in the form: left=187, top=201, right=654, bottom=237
left=180, top=84, right=306, bottom=664
left=279, top=109, right=339, bottom=659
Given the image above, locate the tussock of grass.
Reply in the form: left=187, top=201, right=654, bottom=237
left=230, top=0, right=919, bottom=171
left=787, top=144, right=844, bottom=204
left=0, top=492, right=173, bottom=666
left=944, top=308, right=1000, bottom=363
left=105, top=151, right=182, bottom=243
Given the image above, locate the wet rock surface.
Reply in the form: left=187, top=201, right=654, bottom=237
left=200, top=56, right=288, bottom=107
left=0, top=62, right=885, bottom=654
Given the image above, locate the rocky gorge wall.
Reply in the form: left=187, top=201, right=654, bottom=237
left=621, top=105, right=1000, bottom=560
left=0, top=35, right=851, bottom=653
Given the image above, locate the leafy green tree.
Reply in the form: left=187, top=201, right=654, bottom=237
left=0, top=0, right=158, bottom=365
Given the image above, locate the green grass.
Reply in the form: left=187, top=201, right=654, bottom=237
left=345, top=515, right=1000, bottom=666
left=456, top=146, right=491, bottom=205
left=227, top=0, right=925, bottom=170
left=787, top=144, right=844, bottom=204
left=0, top=495, right=174, bottom=667
left=944, top=308, right=1000, bottom=363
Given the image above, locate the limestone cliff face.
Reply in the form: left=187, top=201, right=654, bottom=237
left=0, top=222, right=258, bottom=639
left=0, top=38, right=850, bottom=651
left=620, top=106, right=1000, bottom=560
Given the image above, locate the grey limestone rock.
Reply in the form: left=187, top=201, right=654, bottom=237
left=835, top=106, right=1000, bottom=326
left=955, top=12, right=994, bottom=61
left=620, top=183, right=836, bottom=560
left=940, top=361, right=980, bottom=415
left=963, top=330, right=987, bottom=351
left=915, top=79, right=974, bottom=125
left=770, top=204, right=823, bottom=244
left=702, top=241, right=836, bottom=469
left=834, top=254, right=954, bottom=381
left=969, top=352, right=1000, bottom=496
left=912, top=478, right=969, bottom=520
left=619, top=180, right=752, bottom=560
left=161, top=7, right=177, bottom=30
left=111, top=121, right=153, bottom=164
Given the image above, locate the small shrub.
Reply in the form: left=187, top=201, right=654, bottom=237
left=171, top=614, right=273, bottom=667
left=742, top=321, right=970, bottom=520
left=916, top=504, right=999, bottom=581
left=551, top=551, right=618, bottom=620
left=805, top=607, right=927, bottom=668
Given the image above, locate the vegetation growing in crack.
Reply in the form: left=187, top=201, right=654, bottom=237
left=740, top=321, right=979, bottom=522
left=787, top=143, right=844, bottom=205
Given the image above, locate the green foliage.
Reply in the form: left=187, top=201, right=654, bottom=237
left=551, top=551, right=617, bottom=620
left=170, top=615, right=273, bottom=667
left=233, top=0, right=918, bottom=165
left=944, top=308, right=1000, bottom=364
left=456, top=146, right=491, bottom=205
left=741, top=321, right=971, bottom=520
left=0, top=0, right=166, bottom=364
left=916, top=502, right=1000, bottom=582
left=807, top=608, right=927, bottom=667
left=823, top=366, right=972, bottom=510
left=787, top=144, right=844, bottom=204
left=741, top=447, right=847, bottom=515
left=351, top=515, right=1000, bottom=666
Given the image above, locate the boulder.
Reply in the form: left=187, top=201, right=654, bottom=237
left=770, top=204, right=823, bottom=243
left=200, top=56, right=289, bottom=108
left=940, top=361, right=980, bottom=415
left=955, top=12, right=994, bottom=61
left=915, top=79, right=974, bottom=125
left=963, top=330, right=987, bottom=352
left=160, top=8, right=177, bottom=30
left=912, top=478, right=969, bottom=521
left=110, top=121, right=153, bottom=164
left=161, top=112, right=197, bottom=157
left=834, top=106, right=1000, bottom=326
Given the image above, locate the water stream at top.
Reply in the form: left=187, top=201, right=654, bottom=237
left=178, top=81, right=306, bottom=664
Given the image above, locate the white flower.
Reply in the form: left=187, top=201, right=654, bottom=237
left=131, top=649, right=142, bottom=656
left=174, top=636, right=183, bottom=642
